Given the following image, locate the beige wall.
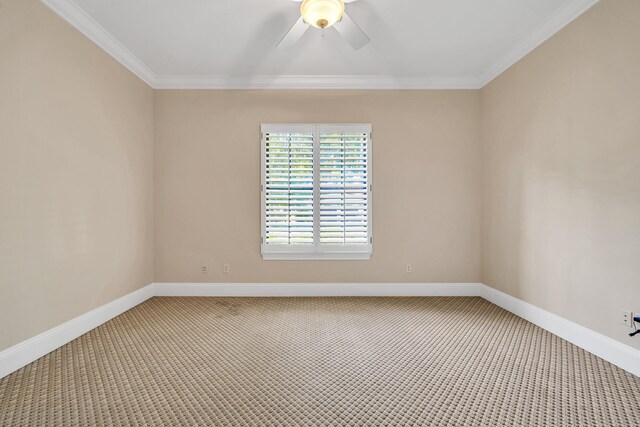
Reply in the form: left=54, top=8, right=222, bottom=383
left=154, top=90, right=482, bottom=283
left=0, top=0, right=154, bottom=351
left=481, top=0, right=640, bottom=350
left=4, top=0, right=637, bottom=355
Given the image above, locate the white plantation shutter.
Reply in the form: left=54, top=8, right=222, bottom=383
left=261, top=124, right=372, bottom=260
left=319, top=127, right=369, bottom=245
left=263, top=126, right=315, bottom=246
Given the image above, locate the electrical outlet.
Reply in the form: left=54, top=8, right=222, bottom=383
left=405, top=264, right=412, bottom=273
left=201, top=265, right=208, bottom=273
left=620, top=310, right=633, bottom=328
left=223, top=264, right=230, bottom=274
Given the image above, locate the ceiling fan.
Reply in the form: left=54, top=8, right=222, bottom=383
left=277, top=0, right=370, bottom=49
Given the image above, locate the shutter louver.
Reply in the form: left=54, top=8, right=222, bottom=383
left=319, top=131, right=369, bottom=245
left=264, top=131, right=314, bottom=245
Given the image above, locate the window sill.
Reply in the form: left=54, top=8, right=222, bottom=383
left=262, top=252, right=371, bottom=261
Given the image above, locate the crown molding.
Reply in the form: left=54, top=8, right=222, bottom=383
left=477, top=0, right=598, bottom=87
left=41, top=0, right=156, bottom=86
left=152, top=74, right=483, bottom=90
left=41, top=0, right=597, bottom=90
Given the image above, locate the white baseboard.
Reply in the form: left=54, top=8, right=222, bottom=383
left=0, top=283, right=156, bottom=379
left=154, top=282, right=640, bottom=377
left=479, top=285, right=640, bottom=378
left=2, top=282, right=639, bottom=380
left=153, top=282, right=483, bottom=297
left=0, top=282, right=479, bottom=378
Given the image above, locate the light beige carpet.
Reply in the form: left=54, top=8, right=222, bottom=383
left=1, top=297, right=639, bottom=426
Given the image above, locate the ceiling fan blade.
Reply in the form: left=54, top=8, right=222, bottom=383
left=276, top=16, right=310, bottom=49
left=333, top=12, right=369, bottom=49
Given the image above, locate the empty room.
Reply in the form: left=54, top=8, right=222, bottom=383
left=1, top=0, right=639, bottom=425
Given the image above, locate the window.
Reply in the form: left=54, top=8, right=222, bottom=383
left=261, top=124, right=372, bottom=260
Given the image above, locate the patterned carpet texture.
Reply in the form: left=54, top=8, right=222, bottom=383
left=1, top=297, right=639, bottom=426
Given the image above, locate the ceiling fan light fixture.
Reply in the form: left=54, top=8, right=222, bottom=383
left=300, top=0, right=345, bottom=29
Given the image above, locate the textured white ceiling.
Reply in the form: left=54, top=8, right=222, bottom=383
left=47, top=0, right=597, bottom=87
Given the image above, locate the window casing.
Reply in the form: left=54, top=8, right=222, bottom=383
left=261, top=124, right=372, bottom=260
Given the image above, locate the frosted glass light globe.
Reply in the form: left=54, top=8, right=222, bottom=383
left=300, top=0, right=345, bottom=29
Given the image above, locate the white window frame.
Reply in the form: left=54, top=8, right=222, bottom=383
left=261, top=123, right=372, bottom=261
